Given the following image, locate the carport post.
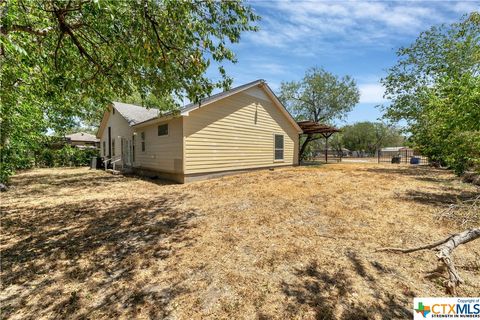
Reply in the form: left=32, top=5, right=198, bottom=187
left=321, top=132, right=334, bottom=163
left=325, top=135, right=328, bottom=163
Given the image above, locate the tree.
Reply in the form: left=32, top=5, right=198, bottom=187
left=381, top=12, right=480, bottom=174
left=341, top=122, right=404, bottom=156
left=328, top=132, right=345, bottom=157
left=279, top=67, right=359, bottom=161
left=0, top=0, right=259, bottom=183
left=379, top=13, right=480, bottom=294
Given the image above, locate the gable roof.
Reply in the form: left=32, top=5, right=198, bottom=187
left=66, top=132, right=99, bottom=142
left=107, top=81, right=264, bottom=127
left=180, top=79, right=264, bottom=115
left=134, top=80, right=302, bottom=132
left=97, top=80, right=302, bottom=137
left=113, top=102, right=160, bottom=125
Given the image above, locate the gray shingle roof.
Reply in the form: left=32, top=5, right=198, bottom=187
left=181, top=79, right=264, bottom=114
left=113, top=102, right=160, bottom=126
left=113, top=79, right=265, bottom=126
left=65, top=132, right=99, bottom=142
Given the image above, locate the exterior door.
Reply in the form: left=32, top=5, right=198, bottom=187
left=108, top=127, right=112, bottom=158
left=121, top=138, right=132, bottom=166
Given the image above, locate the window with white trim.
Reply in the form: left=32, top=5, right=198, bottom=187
left=274, top=134, right=284, bottom=160
left=141, top=132, right=145, bottom=152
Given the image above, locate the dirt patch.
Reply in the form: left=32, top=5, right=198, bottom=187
left=1, top=164, right=479, bottom=319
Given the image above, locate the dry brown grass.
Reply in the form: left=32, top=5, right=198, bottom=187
left=1, top=164, right=479, bottom=319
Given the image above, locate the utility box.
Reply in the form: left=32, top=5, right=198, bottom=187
left=90, top=156, right=97, bottom=169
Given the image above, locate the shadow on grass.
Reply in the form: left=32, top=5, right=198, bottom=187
left=300, top=161, right=327, bottom=167
left=9, top=169, right=178, bottom=198
left=281, top=252, right=412, bottom=320
left=1, top=172, right=197, bottom=319
left=366, top=165, right=444, bottom=175
left=365, top=166, right=478, bottom=207
left=365, top=166, right=456, bottom=184
left=401, top=189, right=479, bottom=207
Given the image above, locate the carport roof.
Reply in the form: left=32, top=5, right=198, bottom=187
left=297, top=121, right=341, bottom=135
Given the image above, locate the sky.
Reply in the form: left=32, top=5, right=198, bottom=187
left=206, top=0, right=479, bottom=126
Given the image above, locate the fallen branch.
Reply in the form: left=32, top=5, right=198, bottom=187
left=377, top=228, right=480, bottom=295
left=435, top=195, right=480, bottom=228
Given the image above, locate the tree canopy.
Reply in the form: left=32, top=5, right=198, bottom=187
left=381, top=12, right=480, bottom=174
left=279, top=67, right=359, bottom=161
left=310, top=121, right=404, bottom=158
left=279, top=67, right=359, bottom=123
left=341, top=122, right=404, bottom=155
left=0, top=0, right=259, bottom=183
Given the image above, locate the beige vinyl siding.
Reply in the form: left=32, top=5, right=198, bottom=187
left=100, top=107, right=133, bottom=166
left=183, top=87, right=299, bottom=174
left=133, top=117, right=183, bottom=173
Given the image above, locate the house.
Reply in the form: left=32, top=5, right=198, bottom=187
left=65, top=132, right=100, bottom=149
left=379, top=146, right=412, bottom=157
left=96, top=80, right=302, bottom=183
left=380, top=146, right=408, bottom=153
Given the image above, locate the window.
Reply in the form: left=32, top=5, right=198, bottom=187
left=103, top=141, right=106, bottom=156
left=112, top=138, right=115, bottom=156
left=141, top=132, right=145, bottom=152
left=158, top=124, right=168, bottom=136
left=274, top=134, right=284, bottom=161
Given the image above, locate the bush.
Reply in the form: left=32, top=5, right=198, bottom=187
left=37, top=146, right=99, bottom=167
left=0, top=145, right=36, bottom=184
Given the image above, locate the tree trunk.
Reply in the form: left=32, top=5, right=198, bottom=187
left=378, top=228, right=480, bottom=295
left=299, top=134, right=313, bottom=162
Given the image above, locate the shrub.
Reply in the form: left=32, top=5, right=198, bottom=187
left=37, top=146, right=99, bottom=167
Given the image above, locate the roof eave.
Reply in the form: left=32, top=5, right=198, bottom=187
left=180, top=79, right=265, bottom=116
left=96, top=104, right=113, bottom=138
left=131, top=112, right=181, bottom=129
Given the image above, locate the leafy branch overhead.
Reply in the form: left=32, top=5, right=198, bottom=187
left=0, top=0, right=259, bottom=183
left=1, top=0, right=259, bottom=104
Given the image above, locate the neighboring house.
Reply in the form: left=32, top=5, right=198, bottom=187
left=96, top=80, right=302, bottom=183
left=65, top=132, right=100, bottom=149
left=380, top=146, right=408, bottom=153
left=379, top=146, right=412, bottom=156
